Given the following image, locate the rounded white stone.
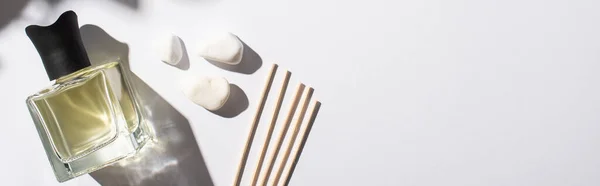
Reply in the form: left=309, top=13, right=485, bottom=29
left=180, top=75, right=230, bottom=111
left=159, top=33, right=183, bottom=65
left=199, top=32, right=243, bottom=65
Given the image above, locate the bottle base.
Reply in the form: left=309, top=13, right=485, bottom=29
left=53, top=126, right=149, bottom=182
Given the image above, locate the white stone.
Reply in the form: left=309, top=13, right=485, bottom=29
left=180, top=75, right=230, bottom=111
left=199, top=32, right=243, bottom=65
left=159, top=33, right=183, bottom=65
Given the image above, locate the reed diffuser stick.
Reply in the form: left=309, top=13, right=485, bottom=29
left=272, top=88, right=313, bottom=185
left=233, top=64, right=278, bottom=186
left=281, top=101, right=321, bottom=186
left=258, top=84, right=305, bottom=186
left=250, top=71, right=292, bottom=186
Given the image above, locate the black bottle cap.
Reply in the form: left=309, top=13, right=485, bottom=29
left=25, top=10, right=91, bottom=81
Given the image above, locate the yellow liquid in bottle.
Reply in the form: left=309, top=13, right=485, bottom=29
left=31, top=62, right=140, bottom=162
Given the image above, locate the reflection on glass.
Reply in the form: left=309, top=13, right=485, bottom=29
left=27, top=62, right=149, bottom=182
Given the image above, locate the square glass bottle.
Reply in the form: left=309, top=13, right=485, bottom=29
left=25, top=11, right=150, bottom=182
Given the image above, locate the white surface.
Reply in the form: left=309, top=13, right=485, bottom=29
left=1, top=0, right=600, bottom=185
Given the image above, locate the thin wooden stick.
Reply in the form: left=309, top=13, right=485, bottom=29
left=281, top=101, right=321, bottom=186
left=233, top=64, right=278, bottom=186
left=272, top=88, right=313, bottom=185
left=258, top=84, right=306, bottom=186
left=249, top=71, right=292, bottom=186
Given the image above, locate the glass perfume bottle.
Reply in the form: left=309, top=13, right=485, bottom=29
left=25, top=11, right=150, bottom=182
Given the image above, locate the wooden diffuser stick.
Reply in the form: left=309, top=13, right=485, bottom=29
left=250, top=71, right=292, bottom=186
left=233, top=64, right=278, bottom=186
left=272, top=88, right=313, bottom=185
left=258, top=84, right=306, bottom=186
left=281, top=101, right=321, bottom=186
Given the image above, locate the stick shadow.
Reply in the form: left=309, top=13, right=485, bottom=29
left=80, top=24, right=213, bottom=186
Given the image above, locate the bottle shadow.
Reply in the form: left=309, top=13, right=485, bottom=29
left=42, top=0, right=139, bottom=9
left=80, top=24, right=214, bottom=186
left=113, top=0, right=140, bottom=9
left=206, top=37, right=263, bottom=74
left=0, top=0, right=29, bottom=31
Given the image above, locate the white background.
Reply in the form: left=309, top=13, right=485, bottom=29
left=1, top=0, right=600, bottom=185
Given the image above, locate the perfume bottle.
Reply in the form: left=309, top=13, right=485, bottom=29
left=25, top=11, right=150, bottom=182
